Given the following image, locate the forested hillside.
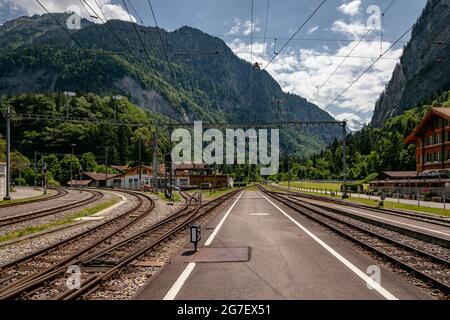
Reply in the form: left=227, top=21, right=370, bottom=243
left=0, top=13, right=338, bottom=158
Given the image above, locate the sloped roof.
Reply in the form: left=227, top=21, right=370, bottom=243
left=405, top=107, right=450, bottom=144
left=381, top=171, right=418, bottom=178
left=83, top=172, right=119, bottom=181
left=68, top=179, right=92, bottom=186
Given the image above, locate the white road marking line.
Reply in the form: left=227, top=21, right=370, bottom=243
left=204, top=192, right=244, bottom=246
left=340, top=207, right=450, bottom=236
left=249, top=213, right=271, bottom=216
left=162, top=191, right=244, bottom=300
left=163, top=262, right=196, bottom=300
left=258, top=191, right=398, bottom=300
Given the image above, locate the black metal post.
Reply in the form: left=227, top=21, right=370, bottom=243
left=3, top=105, right=11, bottom=200
left=342, top=121, right=347, bottom=199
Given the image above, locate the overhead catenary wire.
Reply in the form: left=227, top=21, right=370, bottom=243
left=147, top=0, right=175, bottom=81
left=261, top=0, right=270, bottom=63
left=309, top=0, right=397, bottom=102
left=35, top=0, right=82, bottom=47
left=239, top=0, right=327, bottom=111
left=321, top=23, right=415, bottom=115
left=216, top=34, right=407, bottom=44
left=78, top=0, right=106, bottom=45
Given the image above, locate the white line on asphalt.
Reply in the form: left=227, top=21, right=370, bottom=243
left=162, top=191, right=244, bottom=300
left=163, top=262, right=196, bottom=300
left=258, top=191, right=398, bottom=300
left=204, top=192, right=244, bottom=246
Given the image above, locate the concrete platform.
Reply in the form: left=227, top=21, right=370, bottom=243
left=8, top=187, right=46, bottom=200
left=136, top=191, right=431, bottom=300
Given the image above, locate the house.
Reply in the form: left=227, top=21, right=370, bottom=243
left=83, top=172, right=119, bottom=187
left=404, top=107, right=450, bottom=172
left=0, top=162, right=5, bottom=198
left=106, top=164, right=166, bottom=190
left=173, top=163, right=233, bottom=189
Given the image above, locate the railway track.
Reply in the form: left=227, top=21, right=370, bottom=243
left=0, top=189, right=240, bottom=300
left=260, top=186, right=450, bottom=297
left=271, top=184, right=450, bottom=226
left=0, top=190, right=156, bottom=298
left=0, top=189, right=69, bottom=209
left=180, top=190, right=202, bottom=205
left=0, top=189, right=103, bottom=227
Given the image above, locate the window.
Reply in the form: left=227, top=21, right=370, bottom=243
left=179, top=178, right=189, bottom=186
left=427, top=135, right=433, bottom=146
left=434, top=152, right=440, bottom=162
left=128, top=178, right=133, bottom=184
left=143, top=169, right=147, bottom=174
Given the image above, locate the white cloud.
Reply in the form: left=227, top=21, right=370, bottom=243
left=227, top=18, right=260, bottom=36
left=227, top=38, right=402, bottom=128
left=338, top=0, right=362, bottom=16
left=331, top=20, right=376, bottom=38
left=0, top=0, right=135, bottom=22
left=307, top=26, right=318, bottom=34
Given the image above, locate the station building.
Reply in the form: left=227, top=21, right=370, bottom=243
left=369, top=107, right=450, bottom=198
left=404, top=107, right=450, bottom=172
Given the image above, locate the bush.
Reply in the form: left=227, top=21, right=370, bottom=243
left=14, top=177, right=26, bottom=186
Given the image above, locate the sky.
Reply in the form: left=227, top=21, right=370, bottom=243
left=0, top=0, right=428, bottom=130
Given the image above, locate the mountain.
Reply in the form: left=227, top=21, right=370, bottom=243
left=371, top=0, right=450, bottom=127
left=0, top=13, right=339, bottom=158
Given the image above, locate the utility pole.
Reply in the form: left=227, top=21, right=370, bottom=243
left=3, top=105, right=11, bottom=200
left=79, top=165, right=83, bottom=193
left=138, top=137, right=142, bottom=190
left=70, top=143, right=76, bottom=187
left=342, top=122, right=347, bottom=199
left=153, top=120, right=159, bottom=193
left=43, top=162, right=47, bottom=195
left=105, top=147, right=109, bottom=186
left=34, top=150, right=37, bottom=190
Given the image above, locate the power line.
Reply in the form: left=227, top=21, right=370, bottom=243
left=321, top=23, right=415, bottom=115
left=309, top=0, right=397, bottom=102
left=261, top=0, right=270, bottom=62
left=35, top=0, right=82, bottom=47
left=83, top=0, right=129, bottom=51
left=240, top=0, right=327, bottom=99
left=216, top=34, right=407, bottom=44
left=78, top=0, right=106, bottom=45
left=147, top=0, right=175, bottom=81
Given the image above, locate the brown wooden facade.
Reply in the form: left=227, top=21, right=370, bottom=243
left=404, top=107, right=450, bottom=172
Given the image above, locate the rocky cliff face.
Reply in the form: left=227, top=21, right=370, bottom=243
left=371, top=0, right=450, bottom=127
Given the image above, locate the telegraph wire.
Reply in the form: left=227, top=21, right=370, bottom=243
left=147, top=0, right=175, bottom=81
left=35, top=0, right=82, bottom=47
left=321, top=23, right=415, bottom=115
left=240, top=0, right=327, bottom=100
left=309, top=0, right=397, bottom=102
left=261, top=0, right=270, bottom=62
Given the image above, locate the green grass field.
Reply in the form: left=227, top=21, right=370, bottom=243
left=0, top=197, right=120, bottom=243
left=280, top=181, right=342, bottom=191
left=157, top=191, right=182, bottom=203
